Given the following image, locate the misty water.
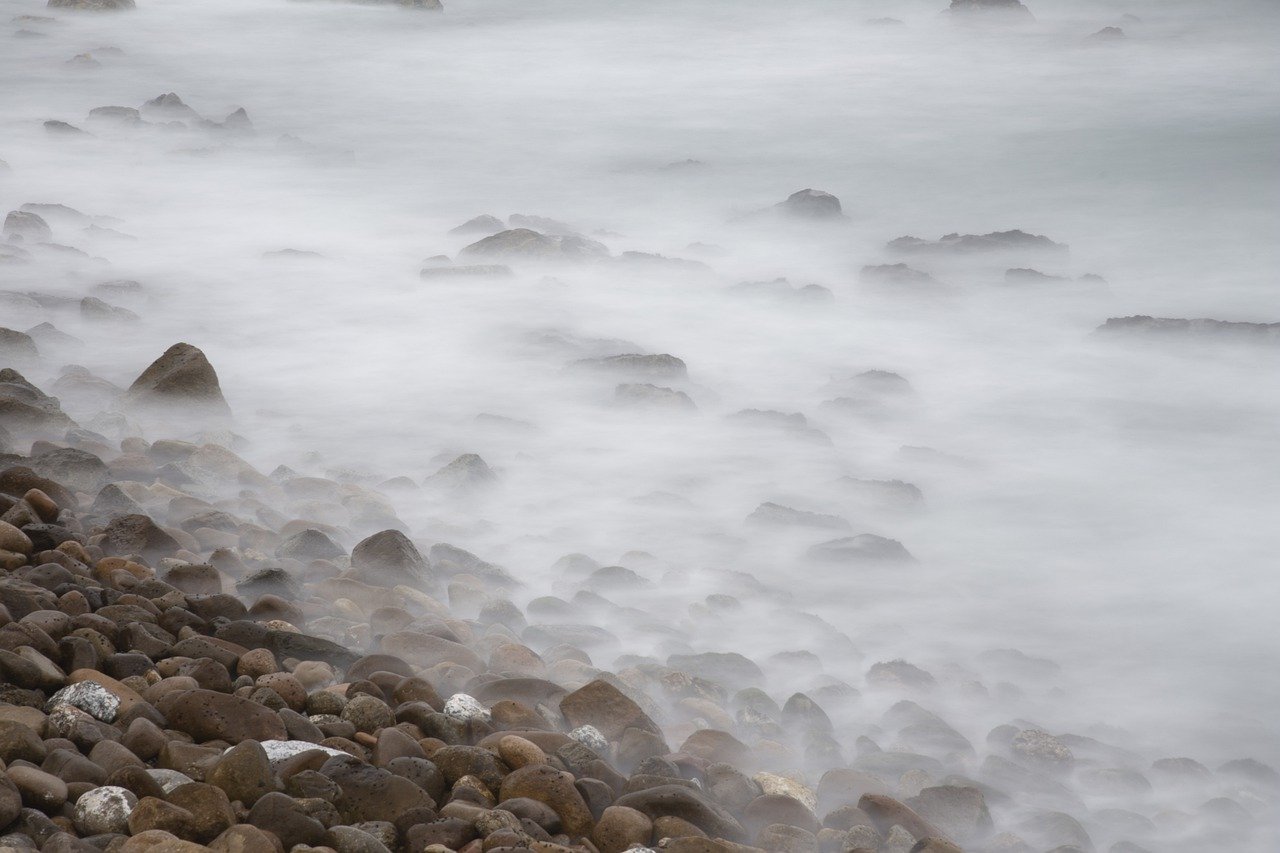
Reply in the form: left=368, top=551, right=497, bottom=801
left=2, top=0, right=1278, bottom=850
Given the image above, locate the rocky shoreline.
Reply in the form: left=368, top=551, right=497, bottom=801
left=3, top=1, right=1279, bottom=853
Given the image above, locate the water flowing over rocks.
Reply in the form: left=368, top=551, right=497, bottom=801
left=0, top=2, right=1275, bottom=852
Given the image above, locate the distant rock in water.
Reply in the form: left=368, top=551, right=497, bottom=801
left=419, top=264, right=512, bottom=280
left=460, top=228, right=609, bottom=262
left=732, top=278, right=833, bottom=302
left=1004, top=267, right=1068, bottom=284
left=424, top=453, right=497, bottom=493
left=0, top=369, right=75, bottom=433
left=508, top=213, right=578, bottom=236
left=3, top=211, right=53, bottom=243
left=747, top=502, right=851, bottom=532
left=141, top=93, right=200, bottom=121
left=947, top=0, right=1033, bottom=20
left=1096, top=316, right=1280, bottom=342
left=888, top=230, right=1066, bottom=255
left=87, top=105, right=141, bottom=125
left=44, top=120, right=89, bottom=136
left=448, top=214, right=504, bottom=236
left=1090, top=27, right=1126, bottom=41
left=776, top=188, right=844, bottom=220
left=808, top=533, right=914, bottom=563
left=860, top=263, right=949, bottom=294
left=572, top=353, right=688, bottom=380
left=614, top=383, right=696, bottom=410
left=0, top=329, right=39, bottom=366
left=47, top=0, right=135, bottom=9
left=126, top=342, right=231, bottom=417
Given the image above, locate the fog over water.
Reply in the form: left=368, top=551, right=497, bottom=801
left=3, top=0, right=1279, bottom=849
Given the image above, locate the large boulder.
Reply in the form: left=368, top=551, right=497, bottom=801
left=459, top=228, right=609, bottom=262
left=887, top=230, right=1065, bottom=254
left=126, top=343, right=231, bottom=418
left=560, top=679, right=662, bottom=741
left=159, top=689, right=288, bottom=744
left=348, top=529, right=431, bottom=588
left=2, top=211, right=52, bottom=242
left=0, top=370, right=75, bottom=434
left=48, top=0, right=136, bottom=8
left=776, top=189, right=843, bottom=219
left=100, top=514, right=180, bottom=562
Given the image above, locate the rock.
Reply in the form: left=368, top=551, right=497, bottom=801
left=807, top=534, right=914, bottom=563
left=613, top=785, right=745, bottom=842
left=324, top=760, right=439, bottom=823
left=1090, top=26, right=1126, bottom=40
left=7, top=765, right=68, bottom=811
left=3, top=212, right=53, bottom=242
left=775, top=189, right=843, bottom=219
left=888, top=230, right=1064, bottom=254
left=246, top=791, right=329, bottom=849
left=449, top=214, right=504, bottom=235
left=1095, top=315, right=1280, bottom=342
left=48, top=0, right=136, bottom=8
left=127, top=797, right=196, bottom=837
left=419, top=264, right=512, bottom=279
left=442, top=693, right=490, bottom=724
left=423, top=453, right=497, bottom=493
left=560, top=679, right=661, bottom=741
left=349, top=529, right=431, bottom=588
left=747, top=502, right=850, bottom=531
left=1010, top=730, right=1073, bottom=771
left=72, top=786, right=137, bottom=835
left=208, top=740, right=276, bottom=805
left=160, top=689, right=288, bottom=744
left=498, top=764, right=596, bottom=837
left=946, top=0, right=1034, bottom=20
left=44, top=120, right=90, bottom=135
left=906, top=786, right=992, bottom=842
left=0, top=372, right=76, bottom=434
left=858, top=794, right=942, bottom=841
left=260, top=740, right=348, bottom=767
left=329, top=825, right=392, bottom=853
left=46, top=681, right=119, bottom=722
left=209, top=824, right=280, bottom=853
left=0, top=329, right=39, bottom=364
left=100, top=514, right=180, bottom=562
left=167, top=783, right=236, bottom=843
left=126, top=343, right=231, bottom=417
left=615, top=383, right=695, bottom=410
left=0, top=720, right=48, bottom=763
left=0, top=774, right=20, bottom=827
left=592, top=805, right=652, bottom=853
left=459, top=228, right=609, bottom=262
left=573, top=353, right=688, bottom=380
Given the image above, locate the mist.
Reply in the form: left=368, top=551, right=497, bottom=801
left=2, top=0, right=1278, bottom=851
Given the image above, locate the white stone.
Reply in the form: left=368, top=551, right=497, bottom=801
left=753, top=771, right=818, bottom=812
left=72, top=786, right=136, bottom=835
left=442, top=693, right=489, bottom=723
left=259, top=739, right=348, bottom=767
left=46, top=681, right=120, bottom=723
left=569, top=724, right=608, bottom=752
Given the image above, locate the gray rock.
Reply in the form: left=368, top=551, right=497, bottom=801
left=46, top=682, right=119, bottom=723
left=72, top=786, right=136, bottom=835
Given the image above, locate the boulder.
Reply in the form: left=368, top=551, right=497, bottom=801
left=126, top=343, right=231, bottom=417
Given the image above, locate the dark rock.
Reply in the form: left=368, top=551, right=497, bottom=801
left=776, top=189, right=843, bottom=219
left=348, top=529, right=430, bottom=588
left=126, top=343, right=230, bottom=417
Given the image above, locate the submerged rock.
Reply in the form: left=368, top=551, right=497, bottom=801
left=888, top=230, right=1066, bottom=254
left=48, top=0, right=135, bottom=9
left=1096, top=315, right=1280, bottom=342
left=3, top=211, right=53, bottom=243
left=808, top=534, right=914, bottom=563
left=947, top=0, right=1034, bottom=20
left=775, top=188, right=844, bottom=219
left=460, top=228, right=609, bottom=262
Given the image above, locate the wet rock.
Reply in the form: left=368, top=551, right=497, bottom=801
left=423, top=453, right=497, bottom=493
left=888, top=229, right=1064, bottom=254
left=614, top=383, right=695, bottom=410
left=46, top=681, right=119, bottom=722
left=349, top=529, right=431, bottom=588
left=775, top=189, right=843, bottom=219
left=460, top=228, right=609, bottom=262
left=160, top=689, right=288, bottom=744
left=613, top=784, right=745, bottom=842
left=807, top=534, right=914, bottom=563
left=0, top=329, right=39, bottom=365
left=857, top=794, right=941, bottom=841
left=1096, top=315, right=1280, bottom=342
left=126, top=343, right=231, bottom=417
left=3, top=212, right=53, bottom=242
left=1010, top=729, right=1073, bottom=772
left=100, top=514, right=180, bottom=562
left=906, top=786, right=992, bottom=842
left=0, top=373, right=76, bottom=433
left=449, top=214, right=504, bottom=235
left=72, top=786, right=136, bottom=835
left=560, top=679, right=662, bottom=741
left=747, top=502, right=850, bottom=531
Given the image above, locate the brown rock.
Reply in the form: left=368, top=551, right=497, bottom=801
left=613, top=785, right=745, bottom=842
left=127, top=343, right=230, bottom=415
left=857, top=794, right=943, bottom=842
left=166, top=782, right=237, bottom=843
left=591, top=804, right=652, bottom=853
left=160, top=689, right=288, bottom=744
left=128, top=796, right=197, bottom=836
left=101, top=514, right=181, bottom=562
left=210, top=823, right=284, bottom=853
left=559, top=679, right=661, bottom=741
left=207, top=740, right=277, bottom=805
left=498, top=764, right=596, bottom=838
